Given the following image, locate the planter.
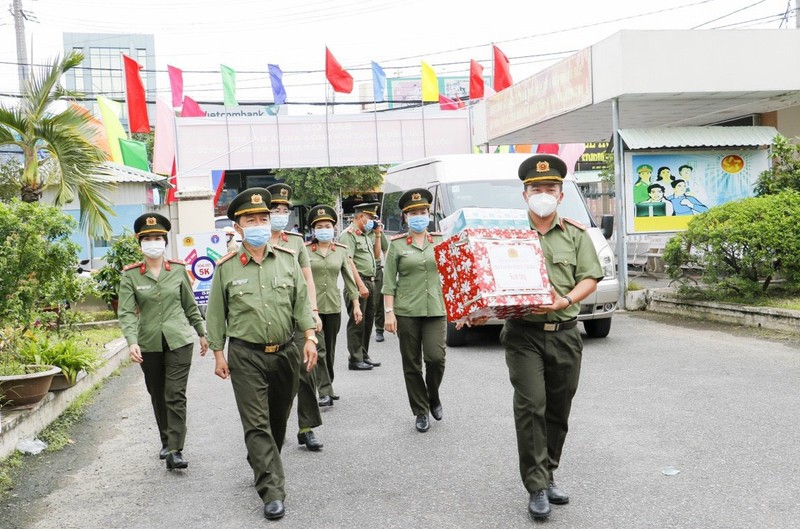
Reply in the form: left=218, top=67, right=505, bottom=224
left=0, top=365, right=61, bottom=409
left=49, top=369, right=87, bottom=391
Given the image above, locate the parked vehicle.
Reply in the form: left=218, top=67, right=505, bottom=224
left=381, top=154, right=619, bottom=346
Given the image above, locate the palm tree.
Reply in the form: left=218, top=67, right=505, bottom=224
left=0, top=51, right=114, bottom=238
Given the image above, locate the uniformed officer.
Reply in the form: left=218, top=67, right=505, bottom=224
left=373, top=229, right=389, bottom=343
left=383, top=189, right=446, bottom=433
left=266, top=183, right=325, bottom=452
left=305, top=205, right=362, bottom=406
left=206, top=188, right=318, bottom=521
left=117, top=213, right=208, bottom=470
left=467, top=154, right=603, bottom=520
left=338, top=202, right=383, bottom=370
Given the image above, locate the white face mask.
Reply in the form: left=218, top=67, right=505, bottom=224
left=527, top=193, right=559, bottom=217
left=141, top=239, right=166, bottom=258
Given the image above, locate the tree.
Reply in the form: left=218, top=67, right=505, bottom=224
left=0, top=51, right=115, bottom=238
left=754, top=134, right=800, bottom=196
left=274, top=165, right=384, bottom=205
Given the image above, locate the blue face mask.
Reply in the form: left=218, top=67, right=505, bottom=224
left=364, top=219, right=375, bottom=233
left=270, top=213, right=289, bottom=232
left=315, top=227, right=335, bottom=242
left=408, top=216, right=429, bottom=233
left=242, top=225, right=271, bottom=247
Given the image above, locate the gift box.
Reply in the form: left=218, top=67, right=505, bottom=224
left=434, top=228, right=554, bottom=323
left=439, top=207, right=530, bottom=238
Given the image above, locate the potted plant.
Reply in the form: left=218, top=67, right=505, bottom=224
left=0, top=328, right=61, bottom=409
left=16, top=332, right=103, bottom=391
left=95, top=231, right=141, bottom=314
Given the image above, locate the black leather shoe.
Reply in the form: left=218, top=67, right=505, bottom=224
left=297, top=431, right=323, bottom=451
left=430, top=403, right=443, bottom=421
left=264, top=500, right=285, bottom=520
left=547, top=481, right=570, bottom=505
left=375, top=332, right=385, bottom=342
left=318, top=395, right=334, bottom=407
left=415, top=414, right=430, bottom=432
left=528, top=489, right=551, bottom=519
left=165, top=451, right=188, bottom=470
left=331, top=394, right=340, bottom=400
left=159, top=446, right=169, bottom=460
left=348, top=361, right=373, bottom=370
left=363, top=358, right=381, bottom=367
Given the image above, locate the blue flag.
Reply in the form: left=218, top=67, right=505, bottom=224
left=268, top=64, right=287, bottom=105
left=371, top=61, right=386, bottom=103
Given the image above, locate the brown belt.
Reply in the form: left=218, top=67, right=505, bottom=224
left=514, top=318, right=578, bottom=332
left=229, top=336, right=294, bottom=354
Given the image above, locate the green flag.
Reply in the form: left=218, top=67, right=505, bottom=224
left=221, top=64, right=237, bottom=106
left=119, top=139, right=150, bottom=171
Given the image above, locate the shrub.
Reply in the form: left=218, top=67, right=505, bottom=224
left=17, top=332, right=102, bottom=384
left=663, top=191, right=800, bottom=294
left=754, top=135, right=800, bottom=196
left=95, top=231, right=141, bottom=305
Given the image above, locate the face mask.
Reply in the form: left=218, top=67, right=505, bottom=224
left=364, top=219, right=375, bottom=233
left=315, top=227, right=335, bottom=242
left=270, top=213, right=289, bottom=232
left=527, top=193, right=559, bottom=217
left=408, top=216, right=429, bottom=233
left=141, top=239, right=166, bottom=259
left=242, top=225, right=271, bottom=247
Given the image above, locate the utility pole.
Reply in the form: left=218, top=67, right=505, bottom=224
left=13, top=0, right=29, bottom=93
left=796, top=0, right=799, bottom=28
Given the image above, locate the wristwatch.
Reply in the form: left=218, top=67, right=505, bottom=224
left=563, top=295, right=574, bottom=307
left=385, top=307, right=394, bottom=313
left=305, top=335, right=319, bottom=344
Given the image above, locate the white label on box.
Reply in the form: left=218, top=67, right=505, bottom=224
left=486, top=243, right=545, bottom=291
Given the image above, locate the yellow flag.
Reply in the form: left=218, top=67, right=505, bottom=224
left=97, top=96, right=126, bottom=163
left=421, top=61, right=439, bottom=102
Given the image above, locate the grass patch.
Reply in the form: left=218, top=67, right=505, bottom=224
left=80, top=327, right=123, bottom=350
left=674, top=285, right=800, bottom=310
left=37, top=383, right=101, bottom=452
left=0, top=451, right=23, bottom=494
left=627, top=281, right=644, bottom=292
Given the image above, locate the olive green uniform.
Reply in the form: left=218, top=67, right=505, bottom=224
left=500, top=215, right=603, bottom=494
left=338, top=225, right=378, bottom=364
left=383, top=232, right=447, bottom=416
left=307, top=241, right=359, bottom=397
left=206, top=244, right=315, bottom=503
left=373, top=232, right=389, bottom=334
left=118, top=259, right=205, bottom=453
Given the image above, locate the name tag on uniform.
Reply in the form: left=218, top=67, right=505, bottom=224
left=232, top=279, right=249, bottom=286
left=136, top=285, right=152, bottom=290
left=401, top=250, right=412, bottom=256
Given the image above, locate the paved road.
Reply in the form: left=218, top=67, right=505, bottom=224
left=2, top=312, right=799, bottom=529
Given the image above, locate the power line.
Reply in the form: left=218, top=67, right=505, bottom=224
left=691, top=0, right=766, bottom=29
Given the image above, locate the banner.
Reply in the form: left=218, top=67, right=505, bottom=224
left=176, top=231, right=228, bottom=305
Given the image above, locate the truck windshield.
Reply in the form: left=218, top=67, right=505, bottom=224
left=444, top=179, right=593, bottom=226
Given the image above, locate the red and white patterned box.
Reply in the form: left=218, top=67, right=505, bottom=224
left=434, top=228, right=554, bottom=323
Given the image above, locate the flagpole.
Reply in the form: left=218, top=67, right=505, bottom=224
left=274, top=105, right=282, bottom=168
left=490, top=42, right=495, bottom=95
left=421, top=98, right=427, bottom=158
left=324, top=84, right=332, bottom=167
left=224, top=108, right=232, bottom=170
left=373, top=100, right=380, bottom=166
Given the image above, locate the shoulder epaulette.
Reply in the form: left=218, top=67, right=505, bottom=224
left=168, top=258, right=185, bottom=266
left=334, top=242, right=348, bottom=248
left=390, top=233, right=408, bottom=241
left=122, top=262, right=143, bottom=271
left=430, top=232, right=442, bottom=237
left=216, top=252, right=237, bottom=265
left=305, top=241, right=313, bottom=246
left=563, top=218, right=587, bottom=231
left=285, top=231, right=304, bottom=238
left=275, top=245, right=297, bottom=255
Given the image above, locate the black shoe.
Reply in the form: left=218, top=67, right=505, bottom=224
left=331, top=394, right=340, bottom=400
left=348, top=361, right=373, bottom=370
left=165, top=451, right=188, bottom=470
left=297, top=431, right=323, bottom=451
left=528, top=489, right=551, bottom=519
left=318, top=395, right=334, bottom=407
left=363, top=358, right=381, bottom=367
left=547, top=481, right=570, bottom=505
left=264, top=500, right=285, bottom=520
left=415, top=414, right=430, bottom=432
left=375, top=332, right=385, bottom=342
left=159, top=446, right=169, bottom=460
left=430, top=403, right=443, bottom=421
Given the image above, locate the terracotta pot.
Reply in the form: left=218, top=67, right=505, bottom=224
left=0, top=365, right=61, bottom=409
left=49, top=371, right=80, bottom=391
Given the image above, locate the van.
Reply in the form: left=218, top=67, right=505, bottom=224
left=380, top=154, right=619, bottom=346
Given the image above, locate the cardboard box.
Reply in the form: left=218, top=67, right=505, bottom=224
left=434, top=228, right=554, bottom=323
left=439, top=207, right=530, bottom=238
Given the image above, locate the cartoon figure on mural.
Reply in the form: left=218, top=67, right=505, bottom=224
left=674, top=164, right=709, bottom=205
left=667, top=179, right=708, bottom=215
left=635, top=183, right=674, bottom=217
left=632, top=164, right=654, bottom=203
left=655, top=166, right=674, bottom=185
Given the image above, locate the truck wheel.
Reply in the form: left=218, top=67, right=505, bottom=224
left=446, top=322, right=468, bottom=347
left=583, top=318, right=612, bottom=338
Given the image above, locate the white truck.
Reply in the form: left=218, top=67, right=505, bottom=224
left=380, top=154, right=619, bottom=346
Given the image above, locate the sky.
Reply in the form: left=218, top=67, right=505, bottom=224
left=0, top=0, right=797, bottom=112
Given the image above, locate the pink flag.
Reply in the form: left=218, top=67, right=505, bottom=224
left=558, top=143, right=587, bottom=175
left=180, top=96, right=206, bottom=117
left=438, top=94, right=459, bottom=111
left=153, top=97, right=176, bottom=175
left=536, top=143, right=560, bottom=154
left=168, top=65, right=183, bottom=109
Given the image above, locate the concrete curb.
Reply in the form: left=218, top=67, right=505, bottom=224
left=0, top=338, right=127, bottom=460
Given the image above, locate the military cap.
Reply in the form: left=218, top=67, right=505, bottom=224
left=134, top=213, right=171, bottom=237
left=308, top=205, right=338, bottom=227
left=266, top=183, right=293, bottom=207
left=398, top=188, right=433, bottom=213
left=637, top=164, right=654, bottom=174
left=227, top=187, right=272, bottom=221
left=353, top=202, right=379, bottom=217
left=518, top=154, right=568, bottom=185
